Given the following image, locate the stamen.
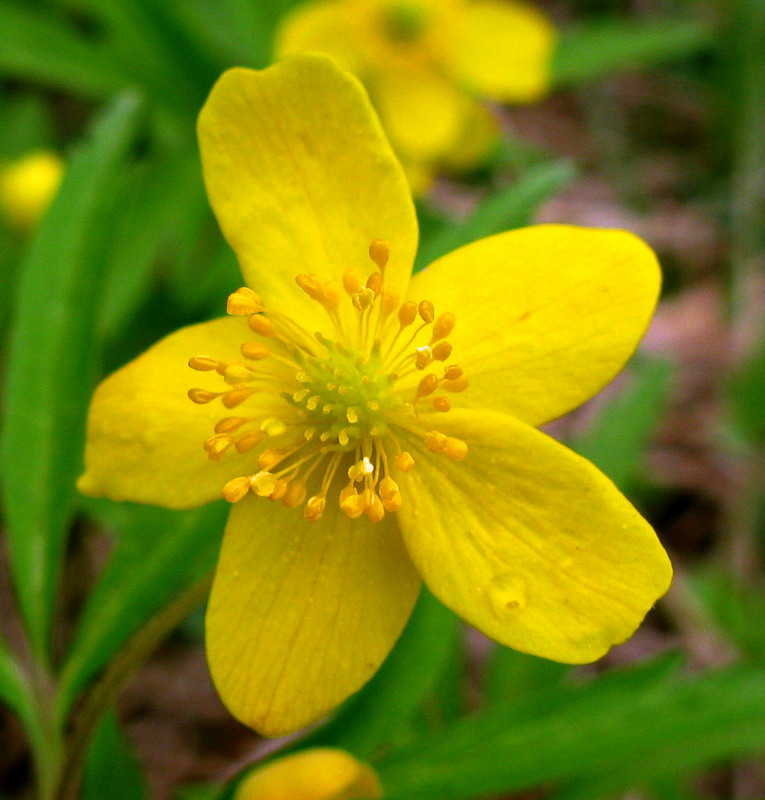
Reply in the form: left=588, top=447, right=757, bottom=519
left=432, top=341, right=452, bottom=361
left=432, top=396, right=451, bottom=412
left=189, top=356, right=218, bottom=371
left=304, top=495, right=326, bottom=521
left=227, top=287, right=264, bottom=316
left=418, top=300, right=435, bottom=323
left=369, top=239, right=390, bottom=271
left=431, top=313, right=455, bottom=342
left=188, top=388, right=219, bottom=404
left=248, top=315, right=278, bottom=337
left=398, top=301, right=417, bottom=327
left=241, top=341, right=270, bottom=360
left=251, top=471, right=277, bottom=496
left=223, top=476, right=251, bottom=503
left=415, top=374, right=438, bottom=399
left=395, top=451, right=415, bottom=471
left=444, top=375, right=469, bottom=392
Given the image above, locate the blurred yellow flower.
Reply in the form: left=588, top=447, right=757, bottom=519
left=79, top=55, right=671, bottom=736
left=0, top=150, right=63, bottom=230
left=235, top=748, right=382, bottom=800
left=276, top=0, right=555, bottom=189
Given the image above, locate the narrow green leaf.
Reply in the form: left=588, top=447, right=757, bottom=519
left=729, top=335, right=765, bottom=443
left=0, top=1, right=126, bottom=97
left=571, top=357, right=674, bottom=491
left=1, top=92, right=144, bottom=663
left=57, top=500, right=226, bottom=718
left=379, top=660, right=765, bottom=800
left=81, top=711, right=148, bottom=800
left=415, top=160, right=576, bottom=270
left=553, top=18, right=712, bottom=88
left=0, top=637, right=31, bottom=718
left=484, top=646, right=571, bottom=707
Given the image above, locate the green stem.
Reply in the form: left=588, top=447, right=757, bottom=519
left=52, top=573, right=213, bottom=800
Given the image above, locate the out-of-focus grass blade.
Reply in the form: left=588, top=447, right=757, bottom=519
left=81, top=711, right=148, bottom=800
left=570, top=357, right=674, bottom=492
left=729, top=336, right=765, bottom=443
left=98, top=148, right=205, bottom=338
left=56, top=500, right=226, bottom=718
left=0, top=93, right=144, bottom=664
left=379, top=660, right=765, bottom=800
left=0, top=638, right=32, bottom=719
left=484, top=647, right=571, bottom=706
left=553, top=18, right=712, bottom=88
left=0, top=94, right=54, bottom=159
left=304, top=589, right=460, bottom=759
left=0, top=1, right=126, bottom=97
left=415, top=160, right=576, bottom=270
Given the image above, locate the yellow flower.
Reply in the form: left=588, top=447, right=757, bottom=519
left=235, top=748, right=382, bottom=800
left=79, top=55, right=672, bottom=736
left=0, top=150, right=63, bottom=230
left=275, top=0, right=555, bottom=189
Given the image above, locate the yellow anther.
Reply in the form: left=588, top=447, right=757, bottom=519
left=444, top=364, right=463, bottom=380
left=306, top=395, right=320, bottom=411
left=395, top=451, right=415, bottom=472
left=366, top=271, right=383, bottom=296
left=282, top=480, right=307, bottom=508
left=323, top=282, right=340, bottom=307
left=416, top=373, right=439, bottom=399
left=382, top=491, right=402, bottom=512
left=295, top=273, right=323, bottom=301
left=444, top=375, right=469, bottom=392
left=204, top=434, right=232, bottom=460
left=188, top=388, right=218, bottom=404
left=304, top=427, right=316, bottom=441
left=338, top=429, right=350, bottom=446
left=235, top=431, right=264, bottom=453
left=214, top=360, right=231, bottom=376
left=247, top=314, right=278, bottom=337
left=415, top=346, right=432, bottom=370
left=418, top=300, right=435, bottom=323
left=382, top=289, right=400, bottom=315
left=227, top=287, right=264, bottom=316
left=432, top=312, right=456, bottom=341
left=343, top=268, right=362, bottom=295
left=367, top=399, right=380, bottom=411
left=223, top=364, right=252, bottom=385
left=222, top=389, right=251, bottom=408
left=304, top=495, right=326, bottom=521
left=260, top=417, right=287, bottom=437
left=444, top=437, right=468, bottom=460
left=222, top=476, right=251, bottom=503
left=348, top=457, right=374, bottom=482
left=369, top=239, right=390, bottom=271
left=432, top=341, right=452, bottom=361
left=250, top=471, right=277, bottom=497
left=240, top=341, right=270, bottom=360
left=188, top=356, right=218, bottom=371
left=258, top=448, right=283, bottom=470
left=352, top=287, right=375, bottom=311
left=269, top=478, right=289, bottom=501
left=322, top=403, right=333, bottom=415
left=293, top=389, right=310, bottom=403
left=378, top=476, right=399, bottom=501
left=346, top=407, right=359, bottom=424
left=425, top=431, right=447, bottom=453
left=215, top=416, right=247, bottom=433
left=432, top=396, right=451, bottom=412
left=364, top=491, right=385, bottom=523
left=398, top=301, right=417, bottom=327
left=340, top=488, right=366, bottom=519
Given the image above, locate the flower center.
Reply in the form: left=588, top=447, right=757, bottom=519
left=380, top=1, right=429, bottom=44
left=187, top=240, right=469, bottom=523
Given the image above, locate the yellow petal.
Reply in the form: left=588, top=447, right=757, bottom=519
left=371, top=67, right=465, bottom=162
left=206, top=495, right=420, bottom=736
left=235, top=748, right=382, bottom=800
left=447, top=0, right=555, bottom=102
left=275, top=0, right=361, bottom=74
left=396, top=409, right=672, bottom=663
left=0, top=150, right=63, bottom=230
left=198, top=56, right=417, bottom=332
left=78, top=317, right=281, bottom=509
left=406, top=225, right=661, bottom=427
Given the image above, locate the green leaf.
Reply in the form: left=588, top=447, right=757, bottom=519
left=729, top=334, right=765, bottom=443
left=415, top=160, right=576, bottom=271
left=570, top=357, right=674, bottom=492
left=0, top=92, right=144, bottom=663
left=57, top=500, right=226, bottom=718
left=81, top=711, right=148, bottom=800
left=379, top=659, right=765, bottom=800
left=0, top=637, right=31, bottom=718
left=483, top=646, right=571, bottom=707
left=0, top=1, right=126, bottom=97
left=553, top=18, right=712, bottom=88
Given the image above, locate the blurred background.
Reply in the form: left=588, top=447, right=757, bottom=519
left=1, top=0, right=765, bottom=799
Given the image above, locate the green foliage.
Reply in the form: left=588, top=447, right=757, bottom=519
left=378, top=659, right=765, bottom=800
left=81, top=712, right=148, bottom=800
left=553, top=18, right=712, bottom=87
left=0, top=92, right=144, bottom=663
